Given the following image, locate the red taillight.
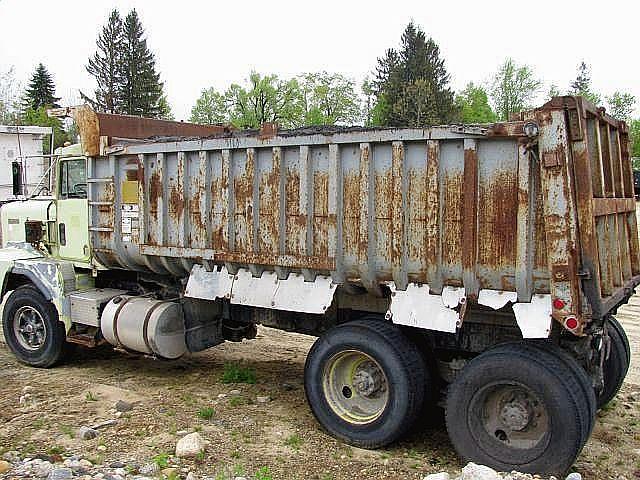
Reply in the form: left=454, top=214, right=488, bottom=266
left=553, top=298, right=565, bottom=310
left=564, top=316, right=578, bottom=330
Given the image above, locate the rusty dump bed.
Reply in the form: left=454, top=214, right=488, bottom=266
left=81, top=97, right=640, bottom=332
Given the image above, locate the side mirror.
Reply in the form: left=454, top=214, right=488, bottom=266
left=11, top=161, right=23, bottom=196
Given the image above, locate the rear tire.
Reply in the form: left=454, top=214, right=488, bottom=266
left=445, top=342, right=592, bottom=476
left=2, top=285, right=68, bottom=368
left=304, top=318, right=427, bottom=448
left=597, top=316, right=630, bottom=408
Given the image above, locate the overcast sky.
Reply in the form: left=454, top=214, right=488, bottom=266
left=1, top=0, right=639, bottom=121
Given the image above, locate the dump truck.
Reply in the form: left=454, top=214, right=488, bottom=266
left=0, top=97, right=635, bottom=475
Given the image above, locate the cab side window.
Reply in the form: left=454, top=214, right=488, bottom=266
left=59, top=159, right=87, bottom=199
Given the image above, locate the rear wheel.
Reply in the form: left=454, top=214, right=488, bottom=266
left=445, top=342, right=592, bottom=476
left=304, top=318, right=427, bottom=448
left=2, top=285, right=68, bottom=368
left=597, top=316, right=630, bottom=408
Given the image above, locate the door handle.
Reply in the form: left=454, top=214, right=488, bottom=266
left=59, top=223, right=66, bottom=246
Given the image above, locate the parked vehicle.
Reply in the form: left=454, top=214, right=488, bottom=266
left=0, top=97, right=635, bottom=475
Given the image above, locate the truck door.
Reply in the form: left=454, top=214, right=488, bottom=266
left=57, top=157, right=90, bottom=263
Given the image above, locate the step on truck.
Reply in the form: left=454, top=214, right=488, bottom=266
left=0, top=97, right=636, bottom=475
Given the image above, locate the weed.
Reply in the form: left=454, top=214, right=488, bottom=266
left=196, top=450, right=206, bottom=462
left=198, top=407, right=215, bottom=420
left=231, top=450, right=241, bottom=459
left=229, top=396, right=250, bottom=407
left=255, top=466, right=272, bottom=480
left=153, top=452, right=170, bottom=468
left=46, top=446, right=65, bottom=455
left=222, top=363, right=256, bottom=384
left=284, top=433, right=302, bottom=450
left=60, top=425, right=74, bottom=439
left=85, top=391, right=98, bottom=402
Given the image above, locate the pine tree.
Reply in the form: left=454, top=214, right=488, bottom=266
left=569, top=61, right=601, bottom=105
left=117, top=9, right=165, bottom=117
left=22, top=63, right=60, bottom=112
left=83, top=9, right=124, bottom=113
left=374, top=22, right=457, bottom=126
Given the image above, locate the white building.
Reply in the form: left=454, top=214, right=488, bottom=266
left=0, top=125, right=52, bottom=200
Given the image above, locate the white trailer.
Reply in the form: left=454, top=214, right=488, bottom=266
left=0, top=125, right=52, bottom=200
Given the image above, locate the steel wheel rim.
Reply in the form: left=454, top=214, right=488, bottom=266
left=13, top=306, right=47, bottom=351
left=470, top=381, right=550, bottom=461
left=322, top=350, right=389, bottom=425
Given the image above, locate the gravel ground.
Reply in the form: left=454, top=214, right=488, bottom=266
left=0, top=318, right=638, bottom=480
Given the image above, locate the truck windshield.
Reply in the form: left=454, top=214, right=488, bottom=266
left=59, top=158, right=87, bottom=199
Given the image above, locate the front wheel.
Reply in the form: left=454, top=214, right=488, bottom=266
left=304, top=318, right=427, bottom=448
left=2, top=285, right=68, bottom=368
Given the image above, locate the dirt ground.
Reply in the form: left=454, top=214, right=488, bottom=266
left=0, top=307, right=639, bottom=480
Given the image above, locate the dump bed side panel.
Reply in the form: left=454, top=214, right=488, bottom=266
left=89, top=125, right=550, bottom=301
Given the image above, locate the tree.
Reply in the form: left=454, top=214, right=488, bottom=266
left=226, top=72, right=303, bottom=129
left=548, top=84, right=561, bottom=100
left=299, top=72, right=361, bottom=125
left=157, top=94, right=174, bottom=120
left=83, top=9, right=124, bottom=113
left=455, top=82, right=496, bottom=123
left=569, top=61, right=601, bottom=105
left=606, top=91, right=635, bottom=121
left=489, top=58, right=541, bottom=121
left=22, top=63, right=60, bottom=113
left=630, top=119, right=640, bottom=159
left=190, top=87, right=227, bottom=124
left=374, top=21, right=457, bottom=126
left=117, top=9, right=166, bottom=117
left=0, top=66, right=21, bottom=124
left=22, top=107, right=67, bottom=152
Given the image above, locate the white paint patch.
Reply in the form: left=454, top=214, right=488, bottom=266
left=512, top=294, right=553, bottom=338
left=478, top=289, right=518, bottom=310
left=271, top=272, right=336, bottom=314
left=387, top=283, right=465, bottom=333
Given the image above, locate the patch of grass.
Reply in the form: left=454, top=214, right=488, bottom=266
left=152, top=452, right=170, bottom=468
left=284, top=433, right=302, bottom=450
left=196, top=450, right=205, bottom=462
left=229, top=396, right=251, bottom=407
left=221, top=363, right=256, bottom=384
left=85, top=391, right=98, bottom=402
left=46, top=445, right=65, bottom=456
left=60, top=425, right=74, bottom=439
left=198, top=406, right=215, bottom=420
left=255, top=466, right=272, bottom=480
left=32, top=417, right=47, bottom=429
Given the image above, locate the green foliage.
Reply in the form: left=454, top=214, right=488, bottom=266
left=284, top=433, right=302, bottom=450
left=83, top=9, right=123, bottom=113
left=22, top=107, right=67, bottom=152
left=374, top=21, right=457, bottom=126
left=630, top=119, right=640, bottom=159
left=22, top=63, right=60, bottom=113
left=606, top=91, right=635, bottom=121
left=85, top=9, right=169, bottom=118
left=299, top=72, right=361, bottom=125
left=548, top=84, right=561, bottom=100
left=489, top=58, right=541, bottom=120
left=0, top=66, right=21, bottom=124
left=117, top=10, right=165, bottom=117
left=152, top=452, right=170, bottom=468
left=84, top=391, right=98, bottom=401
left=222, top=363, right=256, bottom=384
left=569, top=61, right=601, bottom=105
left=255, top=466, right=273, bottom=480
left=226, top=72, right=303, bottom=128
left=455, top=82, right=496, bottom=123
left=197, top=406, right=215, bottom=420
left=190, top=87, right=227, bottom=124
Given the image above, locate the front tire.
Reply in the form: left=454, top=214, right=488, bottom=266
left=2, top=285, right=68, bottom=368
left=304, top=318, right=427, bottom=448
left=445, top=342, right=593, bottom=476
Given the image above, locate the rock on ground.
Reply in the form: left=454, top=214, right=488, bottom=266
left=175, top=432, right=206, bottom=458
left=461, top=463, right=501, bottom=480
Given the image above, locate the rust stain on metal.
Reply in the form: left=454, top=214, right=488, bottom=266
left=259, top=123, right=278, bottom=140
